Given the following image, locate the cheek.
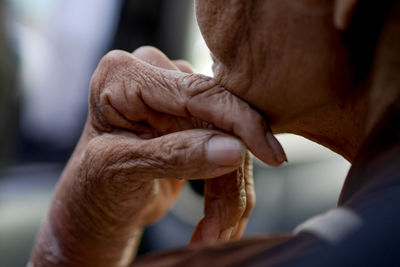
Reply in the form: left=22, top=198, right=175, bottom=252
left=195, top=0, right=248, bottom=67
left=196, top=0, right=352, bottom=127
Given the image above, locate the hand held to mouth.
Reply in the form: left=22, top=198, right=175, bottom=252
left=30, top=46, right=286, bottom=267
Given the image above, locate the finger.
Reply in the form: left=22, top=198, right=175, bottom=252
left=190, top=163, right=246, bottom=246
left=172, top=59, right=194, bottom=73
left=131, top=47, right=216, bottom=137
left=132, top=47, right=251, bottom=240
left=130, top=48, right=205, bottom=136
left=91, top=50, right=286, bottom=166
left=131, top=47, right=204, bottom=135
left=192, top=153, right=254, bottom=245
left=132, top=46, right=180, bottom=71
left=232, top=152, right=255, bottom=239
left=95, top=47, right=195, bottom=138
left=137, top=58, right=286, bottom=166
left=132, top=46, right=194, bottom=74
left=84, top=129, right=247, bottom=183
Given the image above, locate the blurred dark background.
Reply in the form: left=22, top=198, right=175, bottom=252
left=0, top=1, right=349, bottom=266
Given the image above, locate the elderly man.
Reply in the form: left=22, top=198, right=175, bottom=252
left=31, top=0, right=400, bottom=266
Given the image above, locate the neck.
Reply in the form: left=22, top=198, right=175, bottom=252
left=276, top=9, right=400, bottom=163
left=275, top=97, right=368, bottom=162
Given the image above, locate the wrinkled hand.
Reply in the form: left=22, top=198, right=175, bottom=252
left=31, top=46, right=286, bottom=266
left=86, top=46, right=285, bottom=236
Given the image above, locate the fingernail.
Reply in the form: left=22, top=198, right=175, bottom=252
left=219, top=227, right=234, bottom=241
left=266, top=131, right=287, bottom=164
left=207, top=136, right=246, bottom=166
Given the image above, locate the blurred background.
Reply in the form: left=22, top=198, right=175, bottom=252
left=0, top=0, right=350, bottom=266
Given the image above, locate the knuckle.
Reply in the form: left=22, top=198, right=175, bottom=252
left=182, top=74, right=217, bottom=98
left=102, top=49, right=132, bottom=67
left=90, top=50, right=129, bottom=106
left=90, top=50, right=140, bottom=131
left=145, top=136, right=203, bottom=179
left=185, top=81, right=227, bottom=122
left=93, top=50, right=132, bottom=87
left=158, top=138, right=191, bottom=167
left=133, top=45, right=163, bottom=57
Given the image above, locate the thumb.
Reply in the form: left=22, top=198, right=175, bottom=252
left=84, top=129, right=247, bottom=183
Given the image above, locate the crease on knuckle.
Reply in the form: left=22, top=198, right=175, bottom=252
left=90, top=50, right=134, bottom=131
left=185, top=74, right=220, bottom=99
left=186, top=81, right=234, bottom=128
left=148, top=137, right=200, bottom=179
left=183, top=74, right=218, bottom=103
left=156, top=139, right=190, bottom=170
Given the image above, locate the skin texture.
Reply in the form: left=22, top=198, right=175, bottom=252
left=30, top=47, right=283, bottom=266
left=31, top=0, right=400, bottom=266
left=196, top=0, right=362, bottom=160
left=195, top=0, right=400, bottom=162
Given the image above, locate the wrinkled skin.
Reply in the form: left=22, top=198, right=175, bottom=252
left=194, top=0, right=400, bottom=162
left=30, top=47, right=283, bottom=266
left=30, top=0, right=400, bottom=266
left=195, top=0, right=363, bottom=160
